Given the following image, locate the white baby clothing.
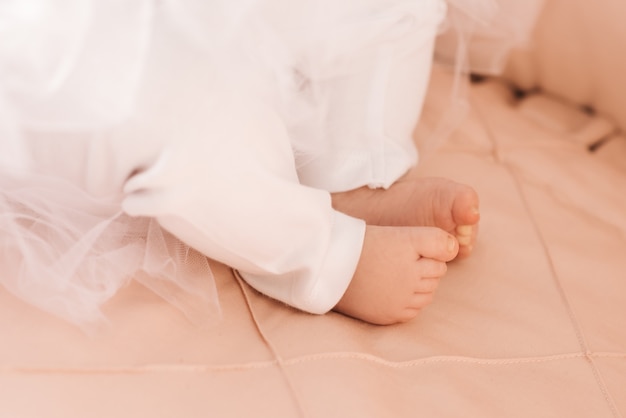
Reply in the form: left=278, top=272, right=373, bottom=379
left=0, top=0, right=539, bottom=327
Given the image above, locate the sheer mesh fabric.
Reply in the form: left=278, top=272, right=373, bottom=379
left=0, top=173, right=220, bottom=332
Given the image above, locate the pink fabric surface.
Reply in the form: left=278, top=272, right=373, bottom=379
left=1, top=69, right=625, bottom=417
left=504, top=0, right=626, bottom=132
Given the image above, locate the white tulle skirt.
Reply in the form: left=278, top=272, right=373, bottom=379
left=0, top=0, right=543, bottom=330
left=0, top=172, right=221, bottom=332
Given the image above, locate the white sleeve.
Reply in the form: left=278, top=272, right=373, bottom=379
left=240, top=210, right=365, bottom=314
left=121, top=88, right=366, bottom=314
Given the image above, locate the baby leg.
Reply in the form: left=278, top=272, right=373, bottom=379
left=284, top=2, right=479, bottom=258
left=293, top=0, right=446, bottom=193
left=121, top=91, right=363, bottom=316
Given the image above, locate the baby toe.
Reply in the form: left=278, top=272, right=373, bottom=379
left=456, top=225, right=474, bottom=246
left=452, top=187, right=480, bottom=226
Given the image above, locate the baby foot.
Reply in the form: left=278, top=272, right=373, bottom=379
left=334, top=225, right=458, bottom=325
left=332, top=177, right=479, bottom=258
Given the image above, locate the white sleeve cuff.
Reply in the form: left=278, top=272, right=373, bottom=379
left=239, top=211, right=366, bottom=315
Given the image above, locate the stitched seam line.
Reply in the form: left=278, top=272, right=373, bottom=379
left=473, top=94, right=623, bottom=418
left=233, top=270, right=309, bottom=418
left=3, top=351, right=625, bottom=375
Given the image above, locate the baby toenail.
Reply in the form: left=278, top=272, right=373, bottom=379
left=457, top=234, right=472, bottom=246
left=472, top=206, right=480, bottom=215
left=456, top=225, right=473, bottom=236
left=447, top=236, right=457, bottom=252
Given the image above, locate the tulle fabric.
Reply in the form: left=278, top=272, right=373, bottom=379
left=0, top=0, right=223, bottom=331
left=0, top=0, right=152, bottom=177
left=438, top=0, right=545, bottom=75
left=418, top=0, right=545, bottom=158
left=0, top=0, right=543, bottom=330
left=0, top=173, right=220, bottom=332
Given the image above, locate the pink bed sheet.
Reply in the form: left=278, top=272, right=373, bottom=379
left=1, top=69, right=625, bottom=418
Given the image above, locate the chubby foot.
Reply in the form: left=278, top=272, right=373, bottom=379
left=332, top=177, right=480, bottom=258
left=334, top=225, right=458, bottom=325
